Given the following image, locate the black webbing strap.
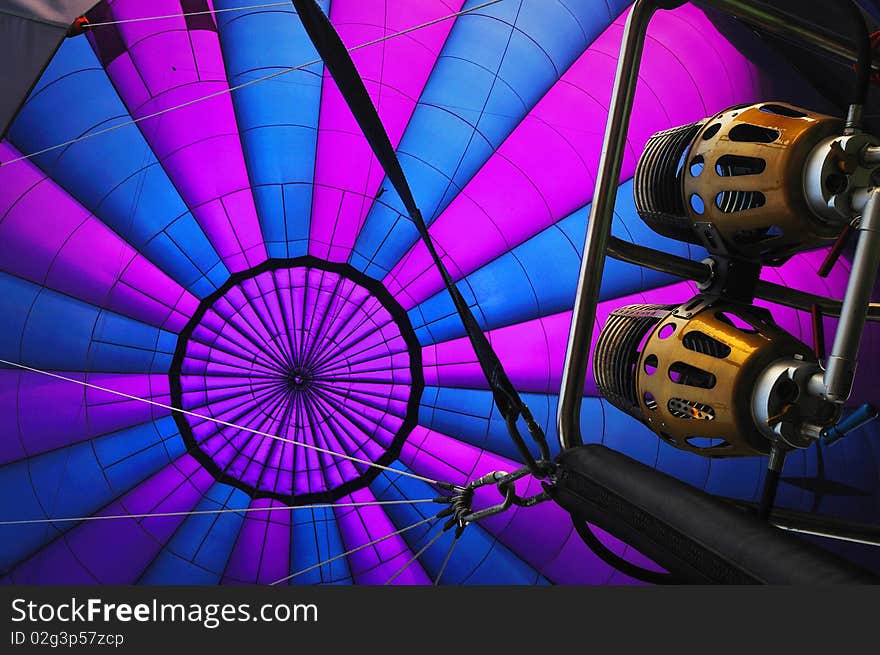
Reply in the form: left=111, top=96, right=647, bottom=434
left=291, top=0, right=551, bottom=474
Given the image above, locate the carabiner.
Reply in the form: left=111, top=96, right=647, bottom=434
left=496, top=465, right=553, bottom=508
left=460, top=482, right=516, bottom=523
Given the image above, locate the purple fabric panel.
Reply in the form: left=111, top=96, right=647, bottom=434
left=332, top=487, right=430, bottom=585
left=222, top=498, right=291, bottom=584
left=422, top=312, right=568, bottom=394
left=400, top=427, right=657, bottom=584
left=95, top=0, right=266, bottom=273
left=309, top=0, right=463, bottom=262
left=417, top=279, right=695, bottom=395
left=0, top=142, right=197, bottom=332
left=382, top=5, right=767, bottom=310
left=0, top=371, right=171, bottom=465
left=416, top=278, right=693, bottom=396
left=8, top=455, right=212, bottom=584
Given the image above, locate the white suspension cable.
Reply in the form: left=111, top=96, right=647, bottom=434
left=434, top=532, right=461, bottom=585
left=0, top=0, right=505, bottom=168
left=269, top=515, right=437, bottom=585
left=0, top=358, right=448, bottom=488
left=0, top=498, right=440, bottom=527
left=773, top=522, right=880, bottom=548
left=84, top=2, right=291, bottom=27
left=383, top=525, right=446, bottom=585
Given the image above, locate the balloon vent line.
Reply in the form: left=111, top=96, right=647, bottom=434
left=0, top=0, right=506, bottom=168
left=0, top=499, right=444, bottom=526
left=269, top=515, right=437, bottom=585
left=83, top=2, right=292, bottom=27
left=0, top=358, right=453, bottom=490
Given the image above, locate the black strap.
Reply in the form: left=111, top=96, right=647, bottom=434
left=291, top=0, right=551, bottom=474
left=572, top=518, right=679, bottom=585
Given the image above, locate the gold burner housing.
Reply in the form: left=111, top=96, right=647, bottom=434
left=595, top=298, right=815, bottom=457
left=635, top=102, right=844, bottom=264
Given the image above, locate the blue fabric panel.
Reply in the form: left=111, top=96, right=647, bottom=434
left=216, top=0, right=330, bottom=258
left=349, top=0, right=631, bottom=278
left=408, top=181, right=704, bottom=345
left=0, top=418, right=183, bottom=572
left=6, top=37, right=229, bottom=298
left=290, top=505, right=352, bottom=585
left=0, top=272, right=175, bottom=373
left=140, top=483, right=251, bottom=585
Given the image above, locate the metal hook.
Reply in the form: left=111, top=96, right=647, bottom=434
left=453, top=466, right=553, bottom=525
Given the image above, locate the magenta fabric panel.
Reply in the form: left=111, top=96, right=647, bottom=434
left=418, top=280, right=695, bottom=396
left=90, top=0, right=267, bottom=273
left=222, top=498, right=292, bottom=584
left=422, top=311, right=570, bottom=394
left=421, top=279, right=708, bottom=395
left=7, top=455, right=212, bottom=584
left=0, top=371, right=171, bottom=465
left=400, top=426, right=660, bottom=584
left=382, top=5, right=768, bottom=310
left=309, top=0, right=463, bottom=262
left=0, top=142, right=197, bottom=332
left=332, top=486, right=430, bottom=584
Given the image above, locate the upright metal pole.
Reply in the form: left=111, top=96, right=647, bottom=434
left=557, top=0, right=671, bottom=450
left=815, top=188, right=880, bottom=402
